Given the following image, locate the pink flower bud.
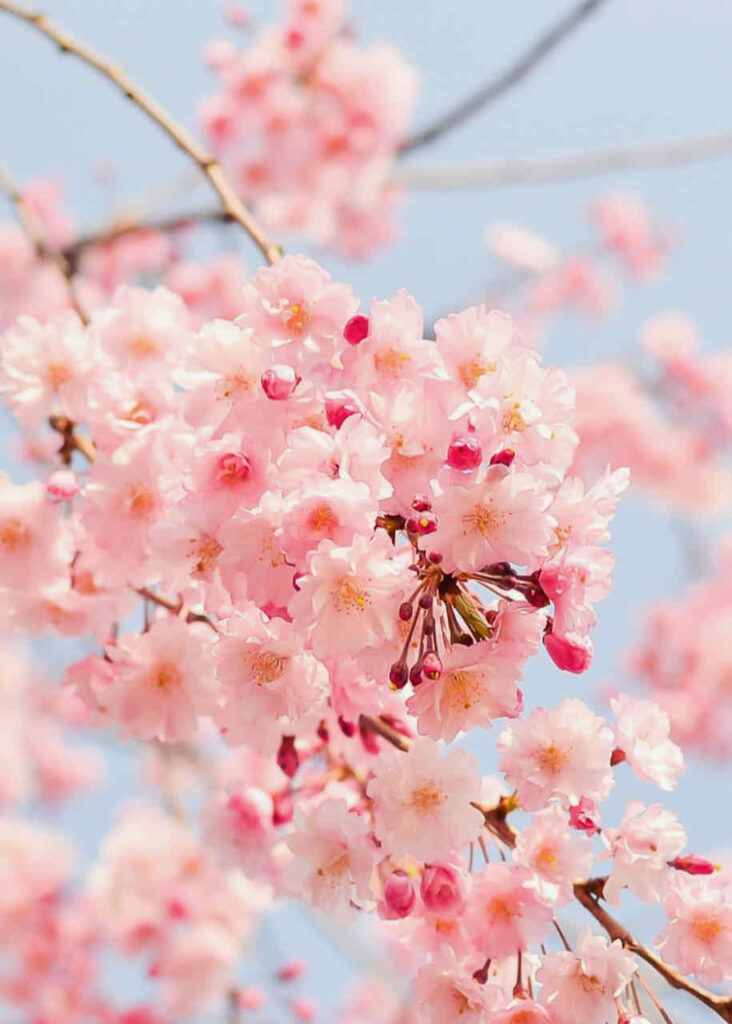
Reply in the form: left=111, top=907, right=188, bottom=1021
left=398, top=602, right=413, bottom=621
left=379, top=869, right=416, bottom=920
left=490, top=448, right=516, bottom=468
left=610, top=747, right=627, bottom=766
left=278, top=959, right=306, bottom=982
left=46, top=469, right=79, bottom=502
left=277, top=735, right=299, bottom=778
left=422, top=652, right=443, bottom=680
left=411, top=494, right=432, bottom=511
left=343, top=314, right=370, bottom=345
left=447, top=432, right=482, bottom=471
left=325, top=390, right=361, bottom=429
left=224, top=3, right=250, bottom=28
left=669, top=854, right=717, bottom=875
left=569, top=796, right=601, bottom=836
left=543, top=630, right=593, bottom=673
left=389, top=662, right=409, bottom=689
left=261, top=364, right=298, bottom=400
left=406, top=511, right=438, bottom=535
left=272, top=789, right=294, bottom=826
left=216, top=452, right=250, bottom=486
left=236, top=988, right=266, bottom=1011
left=420, top=863, right=465, bottom=918
left=290, top=997, right=317, bottom=1022
left=337, top=715, right=356, bottom=737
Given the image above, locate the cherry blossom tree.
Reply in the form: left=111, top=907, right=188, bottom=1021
left=0, top=1, right=731, bottom=1023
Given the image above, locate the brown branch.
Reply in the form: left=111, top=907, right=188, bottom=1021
left=48, top=414, right=97, bottom=463
left=0, top=162, right=90, bottom=322
left=64, top=208, right=232, bottom=268
left=0, top=0, right=282, bottom=267
left=400, top=0, right=608, bottom=154
left=361, top=717, right=732, bottom=1022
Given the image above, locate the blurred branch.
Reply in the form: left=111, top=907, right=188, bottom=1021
left=400, top=0, right=608, bottom=154
left=0, top=162, right=90, bottom=322
left=65, top=207, right=233, bottom=268
left=398, top=131, right=732, bottom=188
left=0, top=0, right=282, bottom=266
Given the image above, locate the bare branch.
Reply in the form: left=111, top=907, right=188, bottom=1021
left=398, top=131, right=732, bottom=189
left=0, top=162, right=90, bottom=322
left=401, top=0, right=608, bottom=154
left=0, top=0, right=282, bottom=266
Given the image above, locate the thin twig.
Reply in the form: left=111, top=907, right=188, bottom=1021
left=0, top=163, right=89, bottom=322
left=635, top=970, right=676, bottom=1024
left=398, top=131, right=732, bottom=189
left=401, top=0, right=607, bottom=154
left=367, top=721, right=732, bottom=1023
left=64, top=207, right=233, bottom=268
left=0, top=0, right=282, bottom=266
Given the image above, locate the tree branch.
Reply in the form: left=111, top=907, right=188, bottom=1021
left=398, top=131, right=732, bottom=189
left=0, top=162, right=90, bottom=322
left=400, top=0, right=608, bottom=154
left=64, top=208, right=233, bottom=269
left=0, top=0, right=282, bottom=266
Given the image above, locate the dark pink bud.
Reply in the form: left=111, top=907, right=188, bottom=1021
left=420, top=863, right=465, bottom=918
left=325, top=389, right=361, bottom=429
left=569, top=796, right=601, bottom=836
left=343, top=314, right=370, bottom=345
left=447, top=432, right=482, bottom=471
left=389, top=662, right=409, bottom=689
left=543, top=630, right=593, bottom=674
left=422, top=652, right=443, bottom=680
left=276, top=735, right=299, bottom=778
left=409, top=663, right=424, bottom=686
left=669, top=854, right=717, bottom=875
left=277, top=959, right=306, bottom=982
left=316, top=721, right=329, bottom=743
left=216, top=451, right=251, bottom=486
left=418, top=593, right=433, bottom=610
left=406, top=511, right=438, bottom=536
left=610, top=747, right=627, bottom=766
left=411, top=494, right=432, bottom=512
left=428, top=551, right=443, bottom=564
left=261, top=364, right=298, bottom=400
left=490, top=448, right=515, bottom=468
left=46, top=469, right=79, bottom=502
left=379, top=870, right=416, bottom=920
left=399, top=601, right=414, bottom=621
left=337, top=715, right=357, bottom=738
left=272, top=789, right=295, bottom=826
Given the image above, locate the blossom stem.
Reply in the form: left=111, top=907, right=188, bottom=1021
left=635, top=971, right=675, bottom=1024
left=0, top=0, right=283, bottom=266
left=0, top=163, right=90, bottom=323
left=400, top=0, right=607, bottom=154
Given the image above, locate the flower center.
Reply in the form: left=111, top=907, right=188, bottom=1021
left=444, top=670, right=482, bottom=711
left=502, top=402, right=526, bottom=433
left=692, top=912, right=723, bottom=945
left=537, top=743, right=569, bottom=775
left=189, top=535, right=223, bottom=574
left=153, top=663, right=182, bottom=690
left=307, top=503, right=338, bottom=533
left=463, top=501, right=506, bottom=536
left=220, top=370, right=255, bottom=399
left=126, top=484, right=157, bottom=520
left=248, top=649, right=289, bottom=685
left=410, top=783, right=444, bottom=817
left=127, top=335, right=159, bottom=359
left=46, top=362, right=71, bottom=388
left=284, top=303, right=310, bottom=334
left=332, top=576, right=370, bottom=613
left=458, top=356, right=495, bottom=390
left=374, top=347, right=410, bottom=377
left=0, top=517, right=30, bottom=552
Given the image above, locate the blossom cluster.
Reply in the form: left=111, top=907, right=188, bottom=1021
left=199, top=0, right=418, bottom=257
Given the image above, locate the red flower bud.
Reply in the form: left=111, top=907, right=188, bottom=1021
left=447, top=432, right=482, bottom=471
left=343, top=315, right=370, bottom=345
left=379, top=870, right=416, bottom=920
left=261, top=364, right=298, bottom=400
left=420, top=863, right=465, bottom=918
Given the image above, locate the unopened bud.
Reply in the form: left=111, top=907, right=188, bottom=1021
left=261, top=364, right=298, bottom=400
left=420, top=863, right=465, bottom=918
left=422, top=652, right=443, bottom=680
left=343, top=315, right=370, bottom=345
left=669, top=854, right=717, bottom=875
left=569, top=796, right=601, bottom=836
left=276, top=735, right=299, bottom=778
left=379, top=870, right=416, bottom=920
left=325, top=389, right=361, bottom=429
left=490, top=448, right=515, bottom=468
left=447, top=432, right=482, bottom=471
left=46, top=469, right=79, bottom=502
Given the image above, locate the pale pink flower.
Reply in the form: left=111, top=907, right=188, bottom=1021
left=285, top=800, right=375, bottom=919
left=538, top=928, right=637, bottom=1024
left=610, top=694, right=684, bottom=791
left=657, top=872, right=732, bottom=984
left=104, top=617, right=217, bottom=742
left=602, top=801, right=686, bottom=905
left=488, top=223, right=559, bottom=274
left=467, top=863, right=553, bottom=959
left=513, top=804, right=593, bottom=905
left=289, top=532, right=412, bottom=658
left=413, top=953, right=497, bottom=1024
left=367, top=738, right=483, bottom=861
left=91, top=285, right=193, bottom=373
left=430, top=465, right=554, bottom=572
left=498, top=699, right=615, bottom=810
left=0, top=476, right=72, bottom=591
left=434, top=305, right=519, bottom=397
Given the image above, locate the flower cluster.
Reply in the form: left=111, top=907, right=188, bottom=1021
left=200, top=0, right=418, bottom=257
